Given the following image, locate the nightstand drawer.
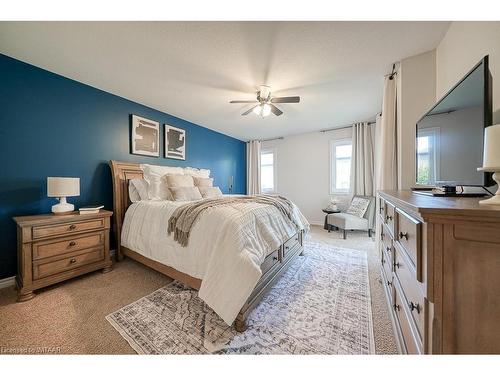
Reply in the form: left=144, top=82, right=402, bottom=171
left=32, top=232, right=105, bottom=260
left=33, top=247, right=105, bottom=280
left=33, top=218, right=105, bottom=239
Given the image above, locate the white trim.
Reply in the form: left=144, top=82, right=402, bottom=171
left=0, top=276, right=16, bottom=290
left=260, top=147, right=278, bottom=194
left=0, top=249, right=118, bottom=290
left=329, top=138, right=353, bottom=195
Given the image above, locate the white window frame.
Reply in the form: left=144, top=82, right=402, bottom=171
left=260, top=148, right=277, bottom=194
left=330, top=138, right=352, bottom=195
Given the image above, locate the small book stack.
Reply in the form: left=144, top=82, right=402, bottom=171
left=79, top=205, right=104, bottom=215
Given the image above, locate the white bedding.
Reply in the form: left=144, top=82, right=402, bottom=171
left=121, top=196, right=309, bottom=325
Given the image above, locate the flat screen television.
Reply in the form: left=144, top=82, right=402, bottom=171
left=415, top=56, right=493, bottom=189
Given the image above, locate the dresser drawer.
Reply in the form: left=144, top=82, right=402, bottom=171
left=394, top=278, right=422, bottom=354
left=32, top=232, right=105, bottom=260
left=395, top=208, right=422, bottom=280
left=33, top=247, right=105, bottom=280
left=32, top=218, right=106, bottom=239
left=261, top=249, right=279, bottom=275
left=378, top=196, right=386, bottom=221
left=394, top=242, right=425, bottom=339
left=384, top=202, right=396, bottom=236
left=380, top=256, right=393, bottom=300
left=381, top=244, right=393, bottom=281
left=283, top=233, right=300, bottom=258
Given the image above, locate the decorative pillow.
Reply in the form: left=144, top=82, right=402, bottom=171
left=346, top=197, right=371, bottom=218
left=198, top=186, right=223, bottom=198
left=128, top=178, right=149, bottom=202
left=193, top=177, right=214, bottom=187
left=169, top=186, right=203, bottom=201
left=184, top=167, right=210, bottom=178
left=141, top=164, right=184, bottom=200
left=164, top=174, right=195, bottom=188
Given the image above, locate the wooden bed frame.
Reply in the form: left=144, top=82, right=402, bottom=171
left=109, top=160, right=304, bottom=332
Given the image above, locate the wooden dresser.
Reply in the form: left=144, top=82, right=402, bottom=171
left=378, top=191, right=500, bottom=354
left=13, top=210, right=113, bottom=302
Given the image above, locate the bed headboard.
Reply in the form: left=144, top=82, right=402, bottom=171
left=109, top=160, right=144, bottom=259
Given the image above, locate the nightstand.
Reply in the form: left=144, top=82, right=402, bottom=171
left=13, top=210, right=113, bottom=302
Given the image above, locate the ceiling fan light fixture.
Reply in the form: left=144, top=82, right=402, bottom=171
left=261, top=103, right=271, bottom=117
left=253, top=103, right=271, bottom=118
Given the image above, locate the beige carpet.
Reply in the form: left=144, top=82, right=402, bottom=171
left=0, top=225, right=397, bottom=354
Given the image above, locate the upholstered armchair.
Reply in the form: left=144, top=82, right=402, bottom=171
left=326, top=196, right=375, bottom=239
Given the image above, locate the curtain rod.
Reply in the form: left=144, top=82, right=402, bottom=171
left=247, top=136, right=284, bottom=143
left=319, top=119, right=377, bottom=134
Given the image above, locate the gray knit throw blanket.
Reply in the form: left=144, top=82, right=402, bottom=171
left=167, top=195, right=296, bottom=247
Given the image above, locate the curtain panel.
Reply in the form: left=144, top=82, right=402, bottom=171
left=246, top=140, right=262, bottom=195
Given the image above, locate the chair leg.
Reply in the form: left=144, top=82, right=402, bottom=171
left=368, top=229, right=372, bottom=237
left=343, top=229, right=347, bottom=240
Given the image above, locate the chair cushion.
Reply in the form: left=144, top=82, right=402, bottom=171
left=346, top=197, right=371, bottom=218
left=327, top=213, right=369, bottom=230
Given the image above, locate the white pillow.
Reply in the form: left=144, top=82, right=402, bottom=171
left=164, top=174, right=195, bottom=188
left=198, top=186, right=222, bottom=198
left=169, top=186, right=203, bottom=201
left=184, top=167, right=210, bottom=178
left=346, top=197, right=370, bottom=218
left=128, top=178, right=149, bottom=202
left=193, top=177, right=213, bottom=187
left=141, top=164, right=184, bottom=200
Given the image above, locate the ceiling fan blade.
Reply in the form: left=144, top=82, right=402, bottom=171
left=242, top=105, right=258, bottom=116
left=269, top=104, right=283, bottom=116
left=230, top=100, right=259, bottom=104
left=271, top=96, right=300, bottom=103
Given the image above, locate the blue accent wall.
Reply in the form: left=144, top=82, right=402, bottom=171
left=0, top=53, right=247, bottom=279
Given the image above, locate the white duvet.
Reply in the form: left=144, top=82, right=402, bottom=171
left=121, top=196, right=309, bottom=325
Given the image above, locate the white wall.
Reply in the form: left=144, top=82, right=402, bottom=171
left=397, top=50, right=437, bottom=189
left=263, top=128, right=352, bottom=225
left=436, top=22, right=500, bottom=124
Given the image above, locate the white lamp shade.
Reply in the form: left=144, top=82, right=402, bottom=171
left=47, top=177, right=80, bottom=197
left=481, top=124, right=500, bottom=170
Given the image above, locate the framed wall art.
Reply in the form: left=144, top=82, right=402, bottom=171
left=130, top=114, right=160, bottom=157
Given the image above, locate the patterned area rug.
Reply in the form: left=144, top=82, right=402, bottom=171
left=106, top=241, right=374, bottom=354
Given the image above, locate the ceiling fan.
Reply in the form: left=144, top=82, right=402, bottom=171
left=230, top=85, right=300, bottom=117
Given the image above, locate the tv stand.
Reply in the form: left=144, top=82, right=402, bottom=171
left=412, top=185, right=487, bottom=198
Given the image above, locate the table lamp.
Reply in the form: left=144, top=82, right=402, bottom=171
left=478, top=124, right=500, bottom=205
left=47, top=177, right=80, bottom=214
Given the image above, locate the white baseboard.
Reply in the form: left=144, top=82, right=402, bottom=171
left=0, top=276, right=15, bottom=290
left=0, top=249, right=118, bottom=290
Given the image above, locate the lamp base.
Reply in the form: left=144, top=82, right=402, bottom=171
left=52, top=197, right=75, bottom=214
left=479, top=171, right=500, bottom=205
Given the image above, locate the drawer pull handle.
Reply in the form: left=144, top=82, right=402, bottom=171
left=399, top=231, right=409, bottom=240
left=69, top=224, right=77, bottom=230
left=395, top=262, right=401, bottom=269
left=273, top=256, right=278, bottom=261
left=409, top=301, right=421, bottom=314
left=393, top=304, right=400, bottom=312
left=380, top=233, right=385, bottom=240
left=386, top=215, right=393, bottom=222
left=70, top=258, right=77, bottom=264
left=285, top=246, right=289, bottom=250
left=69, top=241, right=76, bottom=247
left=386, top=246, right=391, bottom=253
left=387, top=280, right=392, bottom=287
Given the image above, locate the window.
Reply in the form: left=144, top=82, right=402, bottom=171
left=417, top=127, right=440, bottom=185
left=330, top=139, right=352, bottom=194
left=261, top=149, right=277, bottom=193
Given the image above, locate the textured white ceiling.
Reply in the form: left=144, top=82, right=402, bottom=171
left=0, top=21, right=450, bottom=140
